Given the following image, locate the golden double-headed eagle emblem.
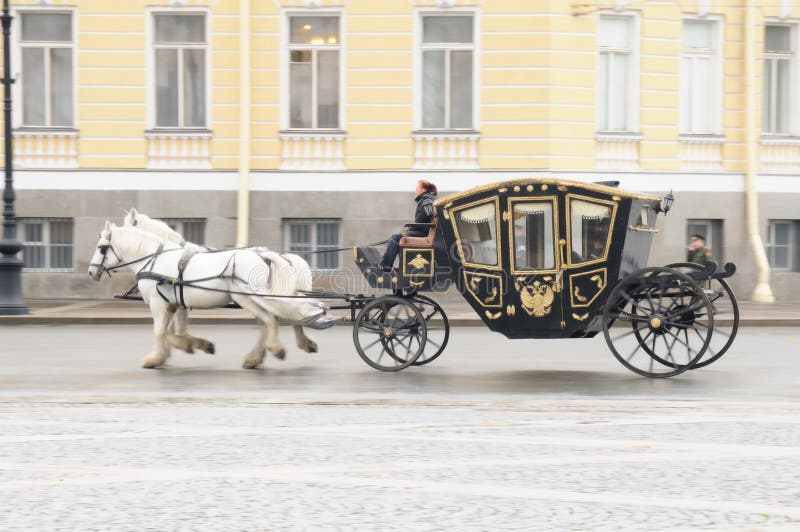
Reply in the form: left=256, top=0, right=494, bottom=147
left=516, top=279, right=555, bottom=317
left=408, top=254, right=430, bottom=270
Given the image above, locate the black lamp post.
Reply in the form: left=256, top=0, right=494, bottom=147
left=0, top=0, right=27, bottom=315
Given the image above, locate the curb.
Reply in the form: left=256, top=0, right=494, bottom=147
left=1, top=316, right=798, bottom=327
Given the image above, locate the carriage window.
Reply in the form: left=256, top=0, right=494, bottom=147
left=570, top=199, right=612, bottom=264
left=512, top=202, right=555, bottom=271
left=454, top=202, right=498, bottom=266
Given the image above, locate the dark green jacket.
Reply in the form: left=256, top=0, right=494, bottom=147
left=687, top=246, right=712, bottom=264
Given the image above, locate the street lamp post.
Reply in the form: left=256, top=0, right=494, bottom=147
left=0, top=0, right=28, bottom=315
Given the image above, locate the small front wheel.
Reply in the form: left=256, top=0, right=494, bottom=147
left=353, top=295, right=427, bottom=371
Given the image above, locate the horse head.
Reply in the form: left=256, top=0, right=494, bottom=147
left=88, top=220, right=118, bottom=281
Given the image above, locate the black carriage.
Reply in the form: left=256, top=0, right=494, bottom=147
left=352, top=178, right=739, bottom=378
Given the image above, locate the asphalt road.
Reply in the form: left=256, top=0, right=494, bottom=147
left=0, top=324, right=798, bottom=402
left=1, top=325, right=799, bottom=531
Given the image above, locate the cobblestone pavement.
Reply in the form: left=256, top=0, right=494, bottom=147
left=1, top=326, right=799, bottom=530
left=1, top=401, right=799, bottom=531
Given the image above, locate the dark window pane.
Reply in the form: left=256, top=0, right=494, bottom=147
left=423, top=16, right=473, bottom=44
left=51, top=245, right=73, bottom=269
left=21, top=13, right=71, bottom=42
left=183, top=220, right=205, bottom=245
left=155, top=15, right=205, bottom=43
left=22, top=47, right=45, bottom=126
left=316, top=222, right=339, bottom=247
left=24, top=222, right=43, bottom=243
left=317, top=51, right=339, bottom=128
left=50, top=220, right=73, bottom=244
left=290, top=16, right=339, bottom=45
left=156, top=49, right=179, bottom=127
left=290, top=61, right=313, bottom=128
left=50, top=48, right=74, bottom=126
left=23, top=245, right=45, bottom=268
left=183, top=49, right=206, bottom=127
left=422, top=50, right=445, bottom=129
left=449, top=50, right=473, bottom=128
left=773, top=223, right=790, bottom=245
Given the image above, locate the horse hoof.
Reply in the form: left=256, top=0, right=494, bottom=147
left=242, top=361, right=260, bottom=369
left=308, top=342, right=318, bottom=353
left=142, top=359, right=162, bottom=369
left=272, top=348, right=287, bottom=360
left=205, top=342, right=216, bottom=355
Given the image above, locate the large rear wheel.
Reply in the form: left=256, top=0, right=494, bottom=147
left=353, top=295, right=427, bottom=371
left=666, top=262, right=739, bottom=369
left=603, top=267, right=714, bottom=378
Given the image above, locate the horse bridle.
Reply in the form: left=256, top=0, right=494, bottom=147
left=89, top=239, right=123, bottom=278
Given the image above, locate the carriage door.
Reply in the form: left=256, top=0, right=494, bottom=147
left=562, top=195, right=617, bottom=327
left=508, top=197, right=561, bottom=326
left=451, top=198, right=504, bottom=321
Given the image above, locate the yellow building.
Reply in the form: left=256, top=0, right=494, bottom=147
left=3, top=0, right=798, bottom=300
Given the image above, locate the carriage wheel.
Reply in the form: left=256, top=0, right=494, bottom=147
left=353, top=295, right=427, bottom=371
left=666, top=262, right=739, bottom=369
left=603, top=267, right=714, bottom=378
left=382, top=294, right=449, bottom=366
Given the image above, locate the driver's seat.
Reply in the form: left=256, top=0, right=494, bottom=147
left=399, top=216, right=438, bottom=247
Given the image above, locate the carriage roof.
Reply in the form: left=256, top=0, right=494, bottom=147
left=433, top=177, right=661, bottom=207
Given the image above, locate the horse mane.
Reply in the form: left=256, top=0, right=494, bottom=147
left=132, top=212, right=185, bottom=245
left=111, top=224, right=174, bottom=258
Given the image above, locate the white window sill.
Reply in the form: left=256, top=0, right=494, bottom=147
left=761, top=135, right=800, bottom=145
left=596, top=131, right=642, bottom=141
left=679, top=134, right=724, bottom=142
left=146, top=129, right=212, bottom=137
left=280, top=130, right=346, bottom=136
left=413, top=130, right=480, bottom=136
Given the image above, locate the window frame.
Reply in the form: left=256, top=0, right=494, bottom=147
left=280, top=10, right=345, bottom=132
left=12, top=7, right=77, bottom=129
left=763, top=22, right=796, bottom=135
left=565, top=194, right=618, bottom=268
left=596, top=12, right=639, bottom=133
left=283, top=218, right=342, bottom=271
left=146, top=7, right=212, bottom=131
left=16, top=217, right=74, bottom=272
left=162, top=218, right=207, bottom=246
left=450, top=196, right=502, bottom=271
left=413, top=8, right=480, bottom=132
left=766, top=219, right=795, bottom=271
left=507, top=196, right=560, bottom=276
left=680, top=17, right=723, bottom=134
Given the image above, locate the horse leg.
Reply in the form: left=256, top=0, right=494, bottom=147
left=142, top=298, right=175, bottom=369
left=294, top=325, right=318, bottom=353
left=168, top=308, right=215, bottom=355
left=231, top=294, right=285, bottom=368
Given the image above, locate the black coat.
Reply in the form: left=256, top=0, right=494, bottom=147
left=408, top=192, right=436, bottom=236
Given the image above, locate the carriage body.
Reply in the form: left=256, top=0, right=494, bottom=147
left=352, top=178, right=738, bottom=377
left=434, top=178, right=661, bottom=339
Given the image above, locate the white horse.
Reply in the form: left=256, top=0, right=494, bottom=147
left=122, top=208, right=320, bottom=356
left=88, top=222, right=335, bottom=369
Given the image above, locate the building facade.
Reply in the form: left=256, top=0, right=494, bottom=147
left=3, top=0, right=800, bottom=300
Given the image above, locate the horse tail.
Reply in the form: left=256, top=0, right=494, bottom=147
left=255, top=250, right=298, bottom=295
left=281, top=253, right=313, bottom=293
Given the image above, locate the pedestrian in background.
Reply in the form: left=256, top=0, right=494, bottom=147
left=687, top=233, right=712, bottom=265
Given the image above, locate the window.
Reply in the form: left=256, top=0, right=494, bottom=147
left=17, top=218, right=73, bottom=270
left=163, top=218, right=206, bottom=245
left=766, top=220, right=799, bottom=271
left=681, top=20, right=719, bottom=133
left=597, top=16, right=636, bottom=132
left=512, top=201, right=556, bottom=271
left=288, top=16, right=341, bottom=129
left=686, top=219, right=723, bottom=263
left=19, top=12, right=73, bottom=127
left=284, top=219, right=340, bottom=269
left=153, top=13, right=207, bottom=128
left=454, top=202, right=498, bottom=266
left=569, top=199, right=612, bottom=264
left=420, top=14, right=474, bottom=130
left=763, top=25, right=793, bottom=134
